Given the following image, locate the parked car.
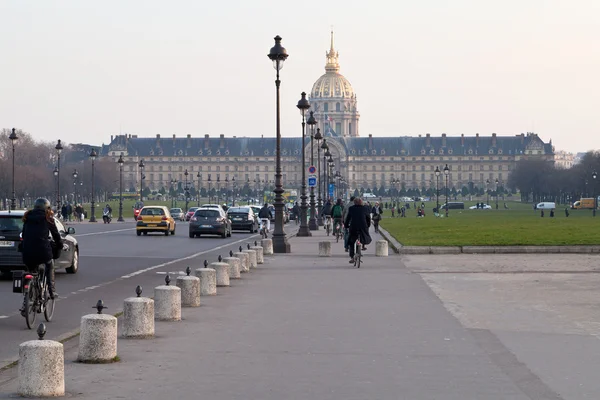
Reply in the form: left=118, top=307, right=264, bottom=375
left=169, top=208, right=185, bottom=221
left=536, top=202, right=556, bottom=210
left=469, top=204, right=492, bottom=210
left=227, top=206, right=258, bottom=233
left=136, top=206, right=176, bottom=236
left=440, top=202, right=465, bottom=210
left=189, top=207, right=231, bottom=238
left=133, top=201, right=144, bottom=220
left=0, top=210, right=79, bottom=277
left=185, top=207, right=200, bottom=221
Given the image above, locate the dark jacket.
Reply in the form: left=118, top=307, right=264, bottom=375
left=322, top=202, right=333, bottom=217
left=22, top=209, right=62, bottom=268
left=344, top=204, right=371, bottom=233
left=258, top=206, right=271, bottom=219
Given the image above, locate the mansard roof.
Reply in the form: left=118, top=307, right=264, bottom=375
left=103, top=132, right=553, bottom=158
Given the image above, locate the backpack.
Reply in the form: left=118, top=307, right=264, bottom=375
left=332, top=205, right=343, bottom=218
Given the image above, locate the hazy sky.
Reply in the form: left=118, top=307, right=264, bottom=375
left=1, top=0, right=598, bottom=153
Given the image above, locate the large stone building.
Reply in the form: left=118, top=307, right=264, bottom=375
left=101, top=33, right=555, bottom=196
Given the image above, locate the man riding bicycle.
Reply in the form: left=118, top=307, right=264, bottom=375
left=344, top=197, right=371, bottom=264
left=331, top=198, right=344, bottom=236
left=258, top=203, right=271, bottom=233
left=21, top=198, right=62, bottom=301
left=321, top=199, right=333, bottom=230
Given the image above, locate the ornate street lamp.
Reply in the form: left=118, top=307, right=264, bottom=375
left=231, top=176, right=236, bottom=206
left=324, top=148, right=332, bottom=203
left=495, top=178, right=499, bottom=210
left=55, top=139, right=63, bottom=210
left=317, top=134, right=326, bottom=225
left=486, top=178, right=490, bottom=205
left=117, top=155, right=125, bottom=221
left=443, top=164, right=449, bottom=217
left=296, top=91, right=311, bottom=237
left=267, top=35, right=290, bottom=252
left=216, top=176, right=221, bottom=204
left=593, top=170, right=597, bottom=217
left=89, top=148, right=97, bottom=222
left=72, top=169, right=78, bottom=207
left=184, top=169, right=189, bottom=213
left=434, top=166, right=440, bottom=212
left=207, top=175, right=212, bottom=203
left=225, top=176, right=229, bottom=205
left=170, top=178, right=178, bottom=208
left=308, top=120, right=319, bottom=230
left=197, top=172, right=202, bottom=206
left=138, top=159, right=145, bottom=202
left=9, top=128, right=18, bottom=210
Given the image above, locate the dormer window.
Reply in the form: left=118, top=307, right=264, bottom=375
left=429, top=149, right=435, bottom=155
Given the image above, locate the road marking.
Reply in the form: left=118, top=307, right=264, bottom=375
left=76, top=228, right=133, bottom=237
left=0, top=316, right=8, bottom=319
left=121, top=235, right=260, bottom=279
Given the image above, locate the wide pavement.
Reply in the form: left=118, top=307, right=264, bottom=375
left=0, top=219, right=265, bottom=367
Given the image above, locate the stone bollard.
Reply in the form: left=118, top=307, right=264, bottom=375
left=78, top=300, right=117, bottom=363
left=243, top=249, right=257, bottom=269
left=195, top=267, right=217, bottom=295
left=319, top=241, right=331, bottom=257
left=250, top=246, right=264, bottom=264
left=210, top=262, right=230, bottom=287
left=154, top=275, right=181, bottom=321
left=123, top=286, right=154, bottom=338
left=234, top=252, right=250, bottom=273
left=19, top=324, right=64, bottom=397
left=261, top=238, right=274, bottom=255
left=376, top=240, right=389, bottom=257
left=223, top=257, right=241, bottom=279
left=176, top=267, right=201, bottom=307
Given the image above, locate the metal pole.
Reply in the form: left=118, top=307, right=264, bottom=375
left=118, top=163, right=124, bottom=221
left=317, top=141, right=322, bottom=226
left=445, top=175, right=449, bottom=217
left=90, top=157, right=96, bottom=222
left=308, top=124, right=318, bottom=230
left=297, top=97, right=311, bottom=237
left=57, top=153, right=61, bottom=210
left=11, top=139, right=16, bottom=210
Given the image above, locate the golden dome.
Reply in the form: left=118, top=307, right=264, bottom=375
left=310, top=31, right=355, bottom=99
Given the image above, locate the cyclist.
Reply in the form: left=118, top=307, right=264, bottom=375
left=344, top=197, right=371, bottom=264
left=321, top=199, right=333, bottom=232
left=21, top=198, right=62, bottom=301
left=258, top=203, right=271, bottom=233
left=331, top=198, right=344, bottom=236
left=342, top=196, right=355, bottom=252
left=292, top=202, right=301, bottom=224
left=371, top=202, right=383, bottom=234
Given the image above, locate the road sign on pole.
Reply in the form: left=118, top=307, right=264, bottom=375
left=308, top=165, right=316, bottom=174
left=308, top=175, right=317, bottom=188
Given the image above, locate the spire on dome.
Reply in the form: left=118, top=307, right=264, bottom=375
left=325, top=29, right=340, bottom=73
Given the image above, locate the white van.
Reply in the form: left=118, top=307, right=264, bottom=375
left=536, top=202, right=556, bottom=209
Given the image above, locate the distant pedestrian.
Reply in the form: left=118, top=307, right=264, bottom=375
left=391, top=207, right=395, bottom=217
left=401, top=206, right=406, bottom=217
left=565, top=207, right=570, bottom=217
left=541, top=210, right=544, bottom=217
left=504, top=202, right=508, bottom=209
left=550, top=209, right=555, bottom=218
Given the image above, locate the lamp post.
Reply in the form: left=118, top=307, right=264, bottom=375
left=443, top=164, right=449, bottom=217
left=593, top=170, right=597, bottom=217
left=183, top=169, right=189, bottom=212
left=197, top=172, right=201, bottom=206
left=170, top=179, right=177, bottom=208
left=434, top=167, right=440, bottom=212
left=309, top=123, right=320, bottom=230
left=117, top=155, right=124, bottom=221
left=324, top=149, right=332, bottom=203
left=55, top=140, right=63, bottom=210
left=225, top=176, right=229, bottom=205
left=486, top=179, right=490, bottom=205
left=495, top=178, right=499, bottom=210
left=9, top=128, right=18, bottom=210
left=138, top=159, right=145, bottom=202
left=267, top=35, right=291, bottom=253
left=72, top=169, right=78, bottom=207
left=231, top=177, right=236, bottom=206
left=89, top=149, right=97, bottom=222
left=216, top=176, right=221, bottom=204
left=207, top=175, right=212, bottom=203
left=318, top=135, right=327, bottom=225
left=296, top=92, right=311, bottom=237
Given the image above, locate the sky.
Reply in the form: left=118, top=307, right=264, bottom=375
left=1, top=0, right=599, bottom=153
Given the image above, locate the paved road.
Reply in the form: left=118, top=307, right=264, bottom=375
left=0, top=220, right=274, bottom=366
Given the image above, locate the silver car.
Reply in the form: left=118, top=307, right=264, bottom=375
left=169, top=208, right=185, bottom=221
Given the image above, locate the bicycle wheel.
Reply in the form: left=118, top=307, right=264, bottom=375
left=356, top=246, right=362, bottom=268
left=44, top=288, right=55, bottom=322
left=24, top=286, right=37, bottom=329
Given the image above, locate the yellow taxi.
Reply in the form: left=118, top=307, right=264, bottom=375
left=136, top=206, right=176, bottom=236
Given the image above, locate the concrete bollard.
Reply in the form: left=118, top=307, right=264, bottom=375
left=376, top=240, right=389, bottom=257
left=78, top=301, right=117, bottom=363
left=154, top=276, right=181, bottom=321
left=250, top=246, right=264, bottom=264
left=210, top=262, right=230, bottom=287
left=261, top=238, right=274, bottom=255
left=223, top=257, right=241, bottom=279
left=234, top=252, right=250, bottom=273
left=243, top=249, right=257, bottom=269
left=195, top=268, right=217, bottom=295
left=319, top=241, right=331, bottom=257
left=176, top=273, right=201, bottom=307
left=123, top=286, right=154, bottom=338
left=18, top=324, right=64, bottom=397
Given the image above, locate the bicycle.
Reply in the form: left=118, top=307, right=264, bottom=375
left=324, top=216, right=332, bottom=236
left=353, top=237, right=362, bottom=268
left=20, top=265, right=55, bottom=329
left=334, top=220, right=343, bottom=243
left=260, top=218, right=270, bottom=239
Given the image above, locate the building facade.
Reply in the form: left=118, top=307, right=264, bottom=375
left=553, top=150, right=575, bottom=169
left=100, top=33, right=555, bottom=197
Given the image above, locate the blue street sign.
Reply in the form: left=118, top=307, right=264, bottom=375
left=308, top=176, right=317, bottom=187
left=328, top=183, right=334, bottom=198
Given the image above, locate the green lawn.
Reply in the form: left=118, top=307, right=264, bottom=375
left=380, top=201, right=600, bottom=246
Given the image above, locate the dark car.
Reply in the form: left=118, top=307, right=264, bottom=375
left=185, top=207, right=200, bottom=221
left=0, top=210, right=79, bottom=277
left=227, top=207, right=258, bottom=233
left=189, top=208, right=231, bottom=238
left=440, top=202, right=465, bottom=210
